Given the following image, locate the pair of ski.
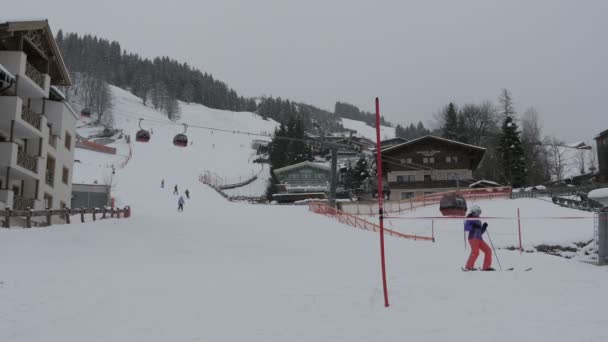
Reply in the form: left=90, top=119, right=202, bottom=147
left=462, top=267, right=532, bottom=272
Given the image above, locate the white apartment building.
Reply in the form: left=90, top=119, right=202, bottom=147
left=0, top=20, right=77, bottom=212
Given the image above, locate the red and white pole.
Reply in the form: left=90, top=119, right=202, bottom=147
left=517, top=208, right=523, bottom=253
left=375, top=97, right=389, bottom=308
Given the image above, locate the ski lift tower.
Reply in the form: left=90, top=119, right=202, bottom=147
left=589, top=188, right=608, bottom=265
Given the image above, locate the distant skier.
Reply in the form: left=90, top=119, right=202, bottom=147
left=464, top=205, right=494, bottom=271
left=178, top=196, right=185, bottom=212
left=173, top=185, right=178, bottom=195
left=185, top=189, right=190, bottom=199
left=161, top=179, right=165, bottom=188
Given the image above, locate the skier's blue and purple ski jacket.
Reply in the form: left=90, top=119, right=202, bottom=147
left=464, top=213, right=486, bottom=240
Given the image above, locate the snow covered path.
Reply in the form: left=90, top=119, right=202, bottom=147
left=2, top=181, right=608, bottom=341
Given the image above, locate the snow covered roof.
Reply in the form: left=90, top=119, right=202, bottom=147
left=49, top=86, right=66, bottom=100
left=381, top=135, right=486, bottom=153
left=0, top=63, right=15, bottom=82
left=274, top=161, right=330, bottom=174
left=588, top=188, right=608, bottom=206
left=595, top=129, right=608, bottom=139
left=468, top=180, right=501, bottom=188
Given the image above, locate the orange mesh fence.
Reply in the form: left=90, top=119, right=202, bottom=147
left=309, top=202, right=434, bottom=242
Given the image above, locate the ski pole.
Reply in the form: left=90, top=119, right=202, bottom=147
left=486, top=230, right=503, bottom=271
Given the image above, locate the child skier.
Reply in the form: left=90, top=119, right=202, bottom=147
left=174, top=185, right=178, bottom=195
left=185, top=189, right=190, bottom=199
left=178, top=196, right=185, bottom=212
left=161, top=179, right=165, bottom=188
left=464, top=205, right=494, bottom=271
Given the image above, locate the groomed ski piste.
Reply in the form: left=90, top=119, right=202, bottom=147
left=1, top=86, right=607, bottom=341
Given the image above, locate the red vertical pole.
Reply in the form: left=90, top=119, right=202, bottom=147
left=432, top=220, right=435, bottom=242
left=375, top=97, right=389, bottom=308
left=517, top=208, right=523, bottom=253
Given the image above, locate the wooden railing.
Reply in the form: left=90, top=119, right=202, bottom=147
left=2, top=206, right=131, bottom=228
left=13, top=197, right=35, bottom=210
left=17, top=151, right=38, bottom=173
left=21, top=105, right=42, bottom=130
left=25, top=61, right=45, bottom=89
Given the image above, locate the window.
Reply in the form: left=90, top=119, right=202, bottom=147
left=407, top=175, right=415, bottom=182
left=406, top=158, right=412, bottom=164
left=65, top=132, right=72, bottom=150
left=62, top=167, right=69, bottom=184
left=397, top=175, right=404, bottom=182
left=429, top=157, right=434, bottom=164
left=43, top=193, right=53, bottom=209
left=452, top=156, right=458, bottom=163
left=46, top=155, right=55, bottom=187
left=400, top=159, right=406, bottom=164
left=424, top=175, right=432, bottom=182
left=446, top=156, right=451, bottom=163
left=423, top=157, right=435, bottom=164
left=400, top=192, right=414, bottom=200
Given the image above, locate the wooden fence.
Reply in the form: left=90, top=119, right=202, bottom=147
left=2, top=206, right=131, bottom=228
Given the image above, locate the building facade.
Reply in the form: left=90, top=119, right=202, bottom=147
left=381, top=136, right=486, bottom=200
left=71, top=183, right=110, bottom=209
left=0, top=20, right=77, bottom=211
left=596, top=129, right=608, bottom=183
left=274, top=161, right=330, bottom=193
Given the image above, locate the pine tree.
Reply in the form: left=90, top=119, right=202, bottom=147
left=442, top=102, right=459, bottom=140
left=456, top=113, right=468, bottom=143
left=498, top=115, right=527, bottom=187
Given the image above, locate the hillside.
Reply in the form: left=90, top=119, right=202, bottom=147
left=1, top=84, right=606, bottom=341
left=340, top=118, right=395, bottom=141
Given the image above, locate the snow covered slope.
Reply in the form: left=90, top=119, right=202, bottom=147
left=340, top=118, right=395, bottom=141
left=74, top=85, right=277, bottom=198
left=1, top=86, right=607, bottom=341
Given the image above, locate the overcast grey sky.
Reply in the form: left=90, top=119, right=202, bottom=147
left=4, top=0, right=606, bottom=141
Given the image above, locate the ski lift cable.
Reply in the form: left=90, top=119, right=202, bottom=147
left=118, top=112, right=361, bottom=151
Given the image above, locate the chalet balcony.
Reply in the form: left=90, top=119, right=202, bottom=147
left=0, top=96, right=46, bottom=139
left=0, top=142, right=40, bottom=180
left=25, top=61, right=46, bottom=89
left=388, top=180, right=468, bottom=190
left=0, top=51, right=50, bottom=98
left=21, top=105, right=42, bottom=131
left=17, top=151, right=38, bottom=174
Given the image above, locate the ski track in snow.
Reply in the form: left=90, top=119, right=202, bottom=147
left=0, top=86, right=607, bottom=341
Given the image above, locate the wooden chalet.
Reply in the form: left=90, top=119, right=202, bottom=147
left=381, top=136, right=486, bottom=200
left=596, top=129, right=608, bottom=183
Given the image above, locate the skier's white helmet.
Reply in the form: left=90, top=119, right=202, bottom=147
left=469, top=204, right=482, bottom=216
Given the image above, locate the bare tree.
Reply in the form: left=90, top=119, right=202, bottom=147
left=163, top=96, right=181, bottom=121
left=460, top=101, right=498, bottom=146
left=545, top=137, right=569, bottom=182
left=521, top=107, right=549, bottom=184
left=92, top=79, right=113, bottom=126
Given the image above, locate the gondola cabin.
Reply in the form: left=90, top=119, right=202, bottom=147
left=136, top=130, right=150, bottom=143
left=439, top=193, right=467, bottom=216
left=173, top=134, right=188, bottom=147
